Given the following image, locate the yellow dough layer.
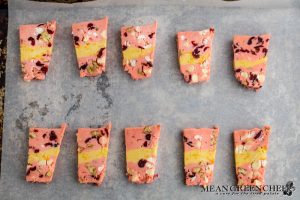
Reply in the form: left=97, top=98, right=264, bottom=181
left=184, top=149, right=216, bottom=166
left=126, top=148, right=157, bottom=163
left=75, top=40, right=106, bottom=58
left=234, top=57, right=268, bottom=69
left=78, top=147, right=109, bottom=164
left=20, top=45, right=51, bottom=62
left=235, top=147, right=267, bottom=167
left=28, top=148, right=59, bottom=164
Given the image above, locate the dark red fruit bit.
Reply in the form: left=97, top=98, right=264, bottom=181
left=39, top=174, right=44, bottom=178
left=26, top=166, right=37, bottom=175
left=36, top=61, right=43, bottom=68
left=92, top=175, right=100, bottom=180
left=80, top=63, right=88, bottom=70
left=122, top=45, right=128, bottom=51
left=40, top=67, right=48, bottom=74
left=85, top=137, right=92, bottom=143
left=183, top=136, right=188, bottom=142
left=143, top=141, right=148, bottom=147
left=53, top=143, right=58, bottom=147
left=47, top=29, right=54, bottom=34
left=104, top=128, right=109, bottom=136
left=37, top=23, right=45, bottom=27
left=145, top=134, right=151, bottom=140
left=249, top=73, right=257, bottom=81
left=138, top=45, right=145, bottom=49
left=192, top=46, right=201, bottom=58
left=251, top=50, right=256, bottom=55
left=138, top=159, right=147, bottom=168
left=33, top=129, right=39, bottom=132
left=209, top=28, right=215, bottom=33
left=42, top=133, right=47, bottom=138
left=87, top=23, right=95, bottom=30
left=49, top=131, right=57, bottom=141
left=254, top=130, right=262, bottom=139
left=124, top=32, right=128, bottom=37
left=191, top=41, right=198, bottom=47
left=203, top=46, right=209, bottom=52
left=262, top=48, right=268, bottom=56
left=148, top=32, right=155, bottom=39
left=37, top=34, right=42, bottom=40
left=247, top=36, right=255, bottom=45
left=34, top=149, right=40, bottom=153
left=235, top=69, right=241, bottom=73
left=187, top=141, right=193, bottom=147
left=233, top=44, right=237, bottom=49
left=188, top=172, right=196, bottom=178
left=45, top=142, right=53, bottom=147
left=73, top=36, right=80, bottom=45
left=28, top=37, right=35, bottom=46
left=97, top=48, right=106, bottom=58
left=241, top=142, right=246, bottom=145
left=235, top=49, right=240, bottom=53
left=266, top=38, right=269, bottom=42
left=147, top=61, right=153, bottom=67
left=48, top=42, right=52, bottom=47
left=257, top=36, right=263, bottom=44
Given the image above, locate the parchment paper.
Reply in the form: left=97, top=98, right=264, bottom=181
left=1, top=0, right=299, bottom=199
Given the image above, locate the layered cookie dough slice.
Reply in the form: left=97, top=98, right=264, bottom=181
left=77, top=123, right=111, bottom=185
left=19, top=20, right=56, bottom=81
left=72, top=17, right=108, bottom=77
left=234, top=126, right=271, bottom=190
left=125, top=125, right=161, bottom=184
left=233, top=35, right=271, bottom=90
left=177, top=28, right=214, bottom=84
left=26, top=123, right=67, bottom=183
left=121, top=21, right=158, bottom=80
left=183, top=127, right=219, bottom=187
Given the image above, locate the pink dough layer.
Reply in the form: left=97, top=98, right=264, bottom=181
left=177, top=28, right=214, bottom=84
left=77, top=123, right=111, bottom=186
left=233, top=35, right=270, bottom=90
left=26, top=123, right=67, bottom=183
left=121, top=21, right=157, bottom=80
left=72, top=17, right=108, bottom=77
left=19, top=20, right=56, bottom=81
left=183, top=127, right=219, bottom=186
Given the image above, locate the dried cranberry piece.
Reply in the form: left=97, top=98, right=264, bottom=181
left=49, top=131, right=57, bottom=141
left=73, top=36, right=80, bottom=45
left=80, top=63, right=88, bottom=70
left=45, top=142, right=53, bottom=147
left=37, top=34, right=41, bottom=40
left=254, top=130, right=262, bottom=139
left=36, top=61, right=44, bottom=67
left=183, top=136, right=188, bottom=142
left=262, top=48, right=268, bottom=56
left=137, top=46, right=145, bottom=49
left=87, top=23, right=95, bottom=30
left=28, top=37, right=35, bottom=46
left=124, top=32, right=128, bottom=37
left=188, top=172, right=196, bottom=178
left=97, top=48, right=106, bottom=58
left=143, top=141, right=148, bottom=147
left=247, top=36, right=255, bottom=45
left=148, top=32, right=155, bottom=39
left=39, top=174, right=43, bottom=178
left=34, top=149, right=40, bottom=153
left=235, top=69, right=241, bottom=73
left=47, top=29, right=54, bottom=34
left=257, top=36, right=263, bottom=44
left=209, top=28, right=215, bottom=33
left=37, top=23, right=45, bottom=27
left=26, top=166, right=37, bottom=175
left=191, top=41, right=198, bottom=47
left=145, top=134, right=151, bottom=140
left=104, top=128, right=109, bottom=136
left=48, top=42, right=52, bottom=47
left=203, top=46, right=209, bottom=52
left=40, top=67, right=48, bottom=74
left=138, top=159, right=147, bottom=168
left=33, top=129, right=39, bottom=132
left=122, top=45, right=128, bottom=51
left=192, top=46, right=201, bottom=58
left=42, top=133, right=47, bottom=138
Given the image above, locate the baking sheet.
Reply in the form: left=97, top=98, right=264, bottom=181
left=1, top=0, right=300, bottom=199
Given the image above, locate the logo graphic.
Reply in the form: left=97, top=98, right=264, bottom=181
left=283, top=181, right=296, bottom=196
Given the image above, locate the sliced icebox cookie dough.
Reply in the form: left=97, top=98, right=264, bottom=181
left=177, top=28, right=215, bottom=84
left=183, top=127, right=219, bottom=187
left=121, top=21, right=158, bottom=80
left=19, top=20, right=56, bottom=81
left=233, top=126, right=271, bottom=191
left=125, top=125, right=161, bottom=184
left=77, top=123, right=111, bottom=186
left=233, top=35, right=271, bottom=90
left=26, top=123, right=67, bottom=183
left=72, top=17, right=108, bottom=77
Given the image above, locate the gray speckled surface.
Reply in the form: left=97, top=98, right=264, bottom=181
left=1, top=0, right=300, bottom=199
